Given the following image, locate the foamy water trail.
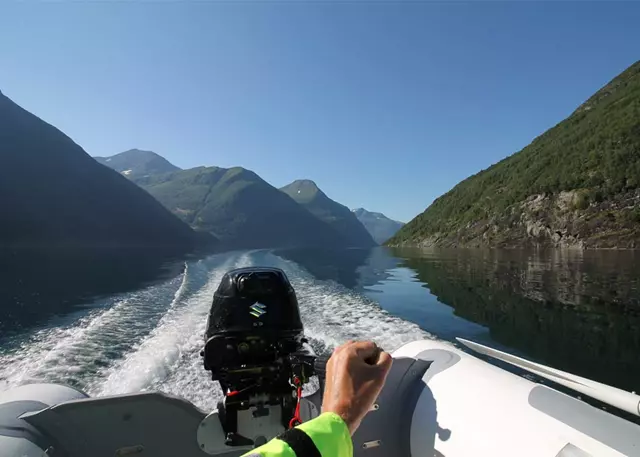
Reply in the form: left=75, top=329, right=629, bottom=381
left=92, top=252, right=254, bottom=408
left=0, top=253, right=227, bottom=392
left=0, top=267, right=191, bottom=392
left=0, top=249, right=430, bottom=411
left=129, top=250, right=430, bottom=410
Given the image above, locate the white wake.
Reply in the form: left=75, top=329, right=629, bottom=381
left=0, top=250, right=430, bottom=411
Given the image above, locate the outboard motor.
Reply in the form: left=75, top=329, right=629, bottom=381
left=202, top=267, right=316, bottom=446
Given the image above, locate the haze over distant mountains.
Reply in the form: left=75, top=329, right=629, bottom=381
left=98, top=149, right=377, bottom=249
left=352, top=208, right=404, bottom=244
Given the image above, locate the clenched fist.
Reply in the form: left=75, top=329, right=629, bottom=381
left=321, top=341, right=393, bottom=435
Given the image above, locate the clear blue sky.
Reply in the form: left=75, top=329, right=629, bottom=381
left=1, top=2, right=638, bottom=222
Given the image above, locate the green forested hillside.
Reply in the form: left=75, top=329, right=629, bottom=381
left=389, top=60, right=640, bottom=248
left=134, top=167, right=349, bottom=249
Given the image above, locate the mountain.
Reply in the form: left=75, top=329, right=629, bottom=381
left=0, top=90, right=212, bottom=251
left=352, top=208, right=404, bottom=244
left=280, top=180, right=377, bottom=247
left=132, top=167, right=349, bottom=249
left=389, top=60, right=640, bottom=249
left=95, top=149, right=180, bottom=177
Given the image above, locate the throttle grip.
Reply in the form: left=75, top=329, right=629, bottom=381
left=364, top=344, right=381, bottom=365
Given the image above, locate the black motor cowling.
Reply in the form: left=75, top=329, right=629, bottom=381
left=204, top=267, right=303, bottom=340
left=202, top=267, right=313, bottom=395
left=201, top=268, right=317, bottom=444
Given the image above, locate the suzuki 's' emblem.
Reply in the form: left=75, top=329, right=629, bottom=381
left=249, top=302, right=267, bottom=318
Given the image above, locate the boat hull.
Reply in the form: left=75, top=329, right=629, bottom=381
left=390, top=339, right=638, bottom=457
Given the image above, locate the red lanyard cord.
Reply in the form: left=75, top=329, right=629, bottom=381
left=288, top=377, right=303, bottom=429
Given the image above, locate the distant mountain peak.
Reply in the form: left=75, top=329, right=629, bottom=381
left=291, top=179, right=319, bottom=188
left=281, top=180, right=376, bottom=247
left=280, top=179, right=325, bottom=203
left=352, top=208, right=404, bottom=244
left=352, top=208, right=392, bottom=220
left=288, top=179, right=320, bottom=192
left=95, top=149, right=180, bottom=178
left=120, top=148, right=162, bottom=157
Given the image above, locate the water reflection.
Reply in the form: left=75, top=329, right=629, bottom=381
left=275, top=246, right=404, bottom=291
left=275, top=247, right=372, bottom=289
left=251, top=246, right=640, bottom=392
left=392, top=248, right=640, bottom=392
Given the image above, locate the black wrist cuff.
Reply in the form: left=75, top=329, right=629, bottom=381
left=277, top=427, right=321, bottom=457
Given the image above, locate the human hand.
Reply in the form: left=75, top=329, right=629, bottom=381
left=321, top=341, right=393, bottom=435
